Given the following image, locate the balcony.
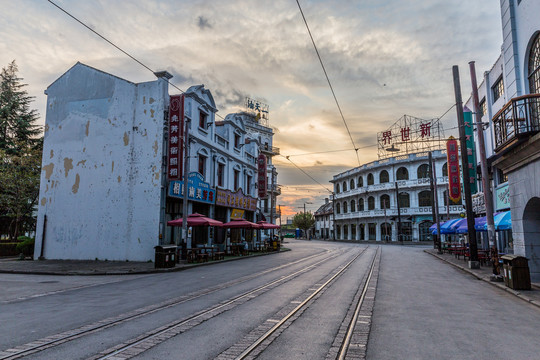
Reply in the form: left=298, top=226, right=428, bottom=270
left=260, top=144, right=280, bottom=156
left=493, top=94, right=540, bottom=153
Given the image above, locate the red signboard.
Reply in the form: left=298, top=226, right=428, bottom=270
left=216, top=188, right=257, bottom=211
left=257, top=154, right=267, bottom=198
left=167, top=95, right=184, bottom=180
left=446, top=137, right=461, bottom=203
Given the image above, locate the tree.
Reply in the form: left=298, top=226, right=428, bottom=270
left=0, top=61, right=42, bottom=240
left=0, top=61, right=41, bottom=155
left=292, top=212, right=315, bottom=239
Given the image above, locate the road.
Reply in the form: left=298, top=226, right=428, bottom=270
left=1, top=240, right=539, bottom=359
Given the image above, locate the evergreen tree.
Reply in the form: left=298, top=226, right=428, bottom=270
left=0, top=60, right=41, bottom=155
left=292, top=212, right=316, bottom=239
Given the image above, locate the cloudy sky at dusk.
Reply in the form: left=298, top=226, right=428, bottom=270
left=1, top=0, right=503, bottom=218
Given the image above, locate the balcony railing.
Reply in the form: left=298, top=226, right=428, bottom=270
left=260, top=144, right=280, bottom=155
left=493, top=94, right=540, bottom=153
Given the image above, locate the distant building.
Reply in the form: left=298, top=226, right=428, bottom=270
left=314, top=198, right=333, bottom=240
left=465, top=0, right=540, bottom=280
left=331, top=150, right=462, bottom=242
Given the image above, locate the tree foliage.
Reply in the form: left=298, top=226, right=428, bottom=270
left=292, top=212, right=315, bottom=235
left=0, top=61, right=42, bottom=240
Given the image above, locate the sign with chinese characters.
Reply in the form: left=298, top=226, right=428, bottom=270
left=446, top=136, right=461, bottom=203
left=463, top=108, right=478, bottom=194
left=258, top=154, right=267, bottom=198
left=495, top=182, right=510, bottom=211
left=377, top=115, right=444, bottom=159
left=245, top=97, right=269, bottom=121
left=472, top=192, right=486, bottom=215
left=216, top=189, right=257, bottom=211
left=167, top=95, right=184, bottom=180
left=169, top=172, right=215, bottom=204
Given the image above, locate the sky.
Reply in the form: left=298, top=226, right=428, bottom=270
left=1, top=0, right=503, bottom=219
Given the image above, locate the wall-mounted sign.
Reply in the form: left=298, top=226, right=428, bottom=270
left=216, top=188, right=257, bottom=211
left=257, top=154, right=267, bottom=198
left=167, top=95, right=184, bottom=180
left=495, top=182, right=510, bottom=211
left=472, top=192, right=486, bottom=215
left=245, top=97, right=269, bottom=121
left=446, top=136, right=461, bottom=203
left=463, top=108, right=478, bottom=194
left=169, top=172, right=215, bottom=204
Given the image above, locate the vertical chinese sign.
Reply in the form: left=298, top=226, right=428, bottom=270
left=463, top=108, right=477, bottom=194
left=446, top=136, right=461, bottom=203
left=168, top=95, right=184, bottom=181
left=258, top=154, right=267, bottom=198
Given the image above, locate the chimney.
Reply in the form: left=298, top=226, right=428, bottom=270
left=325, top=198, right=329, bottom=204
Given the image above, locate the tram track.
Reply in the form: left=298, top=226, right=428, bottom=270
left=0, top=246, right=344, bottom=360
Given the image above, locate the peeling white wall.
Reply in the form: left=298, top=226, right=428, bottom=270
left=34, top=63, right=167, bottom=261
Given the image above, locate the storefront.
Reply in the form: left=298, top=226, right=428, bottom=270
left=215, top=188, right=257, bottom=244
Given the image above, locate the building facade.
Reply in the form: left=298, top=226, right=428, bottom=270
left=34, top=63, right=279, bottom=261
left=465, top=0, right=540, bottom=280
left=331, top=150, right=462, bottom=242
left=314, top=198, right=334, bottom=240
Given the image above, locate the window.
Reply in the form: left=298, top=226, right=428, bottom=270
left=380, top=170, right=389, bottom=183
left=336, top=203, right=341, bottom=214
left=359, top=224, right=365, bottom=240
left=343, top=201, right=348, bottom=213
left=492, top=76, right=504, bottom=102
left=350, top=179, right=355, bottom=190
left=217, top=163, right=225, bottom=187
left=350, top=199, right=356, bottom=212
left=234, top=133, right=241, bottom=149
left=368, top=196, right=375, bottom=210
left=234, top=169, right=240, bottom=191
left=380, top=194, right=390, bottom=209
left=358, top=176, right=363, bottom=187
left=479, top=97, right=487, bottom=118
left=336, top=225, right=341, bottom=239
left=396, top=167, right=409, bottom=180
left=529, top=32, right=540, bottom=94
left=351, top=225, right=356, bottom=240
left=199, top=111, right=207, bottom=129
left=198, top=155, right=207, bottom=177
left=343, top=181, right=348, bottom=191
left=442, top=162, right=448, bottom=177
left=417, top=164, right=430, bottom=179
left=497, top=168, right=508, bottom=184
left=398, top=192, right=410, bottom=208
left=336, top=184, right=340, bottom=193
left=343, top=225, right=349, bottom=239
left=367, top=173, right=374, bottom=185
left=368, top=223, right=376, bottom=240
left=418, top=190, right=432, bottom=207
left=246, top=175, right=252, bottom=195
left=358, top=198, right=364, bottom=211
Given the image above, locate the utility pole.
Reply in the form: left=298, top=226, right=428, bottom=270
left=469, top=61, right=496, bottom=250
left=332, top=192, right=336, bottom=241
left=181, top=118, right=191, bottom=260
left=395, top=181, right=402, bottom=243
left=429, top=152, right=442, bottom=253
left=453, top=65, right=479, bottom=268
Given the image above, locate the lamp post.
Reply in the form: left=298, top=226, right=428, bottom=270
left=386, top=145, right=402, bottom=243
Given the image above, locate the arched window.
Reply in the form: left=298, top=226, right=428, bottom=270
left=336, top=184, right=340, bottom=193
left=367, top=173, right=374, bottom=185
left=343, top=225, right=349, bottom=239
left=343, top=201, right=348, bottom=213
left=358, top=176, right=363, bottom=187
left=359, top=224, right=365, bottom=240
left=336, top=203, right=341, bottom=214
left=351, top=199, right=356, bottom=212
left=418, top=190, right=432, bottom=207
left=398, top=192, right=410, bottom=208
left=358, top=198, right=364, bottom=211
left=351, top=225, right=356, bottom=240
left=343, top=181, right=348, bottom=192
left=396, top=167, right=409, bottom=180
left=417, top=164, right=430, bottom=179
left=368, top=196, right=375, bottom=210
left=528, top=32, right=540, bottom=94
left=336, top=225, right=341, bottom=239
left=380, top=170, right=389, bottom=183
left=350, top=179, right=355, bottom=190
left=380, top=194, right=390, bottom=209
left=442, top=162, right=448, bottom=177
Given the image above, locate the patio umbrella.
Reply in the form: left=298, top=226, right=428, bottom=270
left=455, top=218, right=484, bottom=234
left=490, top=211, right=512, bottom=231
left=438, top=218, right=462, bottom=234
left=257, top=221, right=280, bottom=229
left=167, top=213, right=223, bottom=227
left=222, top=218, right=261, bottom=229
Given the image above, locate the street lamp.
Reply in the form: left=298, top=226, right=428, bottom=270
left=386, top=145, right=403, bottom=243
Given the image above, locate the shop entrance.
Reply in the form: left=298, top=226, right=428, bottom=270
left=523, top=197, right=540, bottom=281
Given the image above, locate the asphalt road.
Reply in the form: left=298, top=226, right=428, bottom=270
left=1, top=240, right=539, bottom=359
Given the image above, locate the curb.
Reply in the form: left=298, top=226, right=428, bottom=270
left=424, top=249, right=540, bottom=310
left=0, top=248, right=290, bottom=276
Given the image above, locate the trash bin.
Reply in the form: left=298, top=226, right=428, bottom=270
left=154, top=245, right=177, bottom=269
left=501, top=254, right=531, bottom=290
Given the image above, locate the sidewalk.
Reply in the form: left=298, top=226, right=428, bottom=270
left=0, top=249, right=286, bottom=276
left=424, top=248, right=540, bottom=309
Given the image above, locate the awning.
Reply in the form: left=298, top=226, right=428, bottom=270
left=436, top=218, right=462, bottom=234
left=489, top=211, right=512, bottom=231
left=456, top=217, right=488, bottom=234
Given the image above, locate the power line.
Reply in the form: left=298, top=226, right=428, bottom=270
left=280, top=154, right=333, bottom=193
left=295, top=0, right=360, bottom=166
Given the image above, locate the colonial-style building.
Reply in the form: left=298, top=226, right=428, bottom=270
left=314, top=198, right=333, bottom=240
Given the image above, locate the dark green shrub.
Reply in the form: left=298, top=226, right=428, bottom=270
left=0, top=243, right=19, bottom=256
left=16, top=237, right=35, bottom=257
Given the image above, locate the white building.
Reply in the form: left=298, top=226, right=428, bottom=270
left=332, top=150, right=462, bottom=242
left=34, top=63, right=279, bottom=261
left=314, top=198, right=333, bottom=240
left=465, top=0, right=540, bottom=279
